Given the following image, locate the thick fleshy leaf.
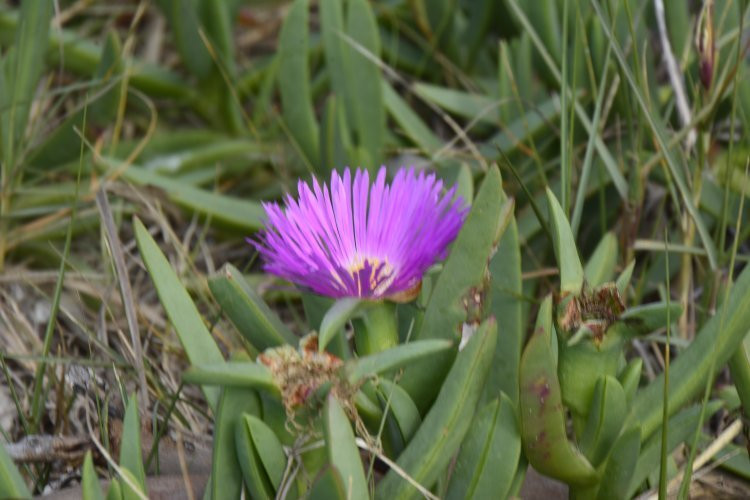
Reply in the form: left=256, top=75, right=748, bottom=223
left=620, top=302, right=682, bottom=334
left=245, top=415, right=286, bottom=490
left=324, top=395, right=369, bottom=499
left=211, top=388, right=261, bottom=500
left=346, top=339, right=453, bottom=383
left=596, top=426, right=641, bottom=500
left=375, top=318, right=497, bottom=498
left=236, top=415, right=275, bottom=500
left=134, top=217, right=223, bottom=409
left=209, top=264, right=296, bottom=350
left=81, top=451, right=105, bottom=500
left=382, top=81, right=441, bottom=154
left=120, top=396, right=147, bottom=500
left=400, top=165, right=510, bottom=411
left=182, top=362, right=276, bottom=391
left=558, top=325, right=623, bottom=418
left=629, top=265, right=750, bottom=439
left=319, top=298, right=363, bottom=352
left=579, top=376, right=627, bottom=466
left=345, top=0, right=384, bottom=168
left=0, top=441, right=30, bottom=499
left=546, top=187, right=583, bottom=295
left=619, top=358, right=643, bottom=404
left=584, top=232, right=618, bottom=287
left=278, top=0, right=319, bottom=166
left=519, top=309, right=597, bottom=486
left=376, top=379, right=421, bottom=444
left=485, top=182, right=523, bottom=406
left=118, top=163, right=265, bottom=231
left=309, top=466, right=347, bottom=500
left=615, top=260, right=635, bottom=296
left=445, top=394, right=521, bottom=500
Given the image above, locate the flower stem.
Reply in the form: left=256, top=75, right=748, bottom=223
left=353, top=302, right=398, bottom=355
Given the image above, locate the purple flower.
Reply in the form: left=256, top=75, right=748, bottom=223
left=253, top=167, right=467, bottom=300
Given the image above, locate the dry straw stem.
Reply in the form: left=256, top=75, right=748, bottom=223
left=645, top=418, right=743, bottom=500
left=96, top=186, right=149, bottom=411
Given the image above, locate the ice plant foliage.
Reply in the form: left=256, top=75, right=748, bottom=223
left=254, top=167, right=467, bottom=300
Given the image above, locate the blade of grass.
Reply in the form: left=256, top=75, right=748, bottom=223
left=571, top=25, right=613, bottom=236
left=0, top=9, right=194, bottom=100
left=496, top=147, right=553, bottom=247
left=29, top=104, right=86, bottom=431
left=590, top=0, right=718, bottom=270
left=95, top=187, right=148, bottom=411
left=560, top=0, right=570, bottom=214
left=95, top=156, right=265, bottom=231
left=678, top=159, right=749, bottom=496
left=658, top=228, right=671, bottom=499
left=505, top=0, right=628, bottom=201
left=718, top=6, right=746, bottom=262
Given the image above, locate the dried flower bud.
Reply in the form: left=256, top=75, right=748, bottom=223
left=696, top=0, right=716, bottom=90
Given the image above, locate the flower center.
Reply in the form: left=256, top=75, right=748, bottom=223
left=331, top=254, right=397, bottom=298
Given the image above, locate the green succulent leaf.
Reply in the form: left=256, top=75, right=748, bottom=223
left=309, top=466, right=348, bottom=500
left=319, top=298, right=363, bottom=352
left=236, top=414, right=275, bottom=500
left=120, top=395, right=147, bottom=500
left=209, top=264, right=297, bottom=350
left=630, top=265, right=750, bottom=440
left=445, top=393, right=521, bottom=500
left=485, top=183, right=524, bottom=406
left=0, top=441, right=30, bottom=499
left=81, top=451, right=105, bottom=500
left=546, top=187, right=584, bottom=295
left=134, top=217, right=223, bottom=410
left=579, top=376, right=627, bottom=466
left=620, top=302, right=682, bottom=334
left=400, top=165, right=510, bottom=411
left=618, top=358, right=643, bottom=404
left=519, top=314, right=597, bottom=485
left=245, top=414, right=286, bottom=490
left=376, top=317, right=498, bottom=499
left=278, top=0, right=319, bottom=166
left=182, top=361, right=276, bottom=392
left=346, top=339, right=454, bottom=383
left=376, top=379, right=422, bottom=445
left=596, top=426, right=641, bottom=500
left=211, top=388, right=261, bottom=500
left=324, top=395, right=369, bottom=500
left=615, top=260, right=636, bottom=296
left=584, top=232, right=618, bottom=287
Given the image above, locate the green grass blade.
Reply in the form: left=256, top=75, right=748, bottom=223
left=590, top=0, right=718, bottom=270
left=0, top=0, right=51, bottom=164
left=505, top=0, right=628, bottom=200
left=98, top=157, right=265, bottom=231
